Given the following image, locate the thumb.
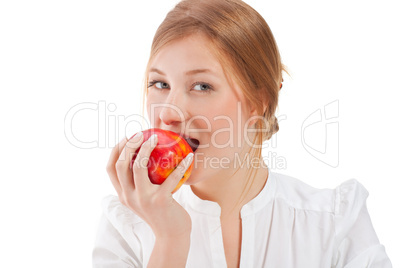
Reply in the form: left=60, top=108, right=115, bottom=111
left=161, top=153, right=194, bottom=193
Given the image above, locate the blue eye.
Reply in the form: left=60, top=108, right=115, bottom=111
left=192, top=82, right=213, bottom=93
left=148, top=80, right=170, bottom=89
left=155, top=82, right=170, bottom=89
left=148, top=80, right=213, bottom=94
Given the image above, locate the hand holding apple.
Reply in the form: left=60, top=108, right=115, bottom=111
left=129, top=128, right=197, bottom=193
left=107, top=129, right=195, bottom=241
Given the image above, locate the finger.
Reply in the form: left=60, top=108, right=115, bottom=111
left=160, top=153, right=194, bottom=193
left=133, top=134, right=158, bottom=191
left=107, top=137, right=128, bottom=173
left=116, top=132, right=144, bottom=191
left=106, top=137, right=129, bottom=194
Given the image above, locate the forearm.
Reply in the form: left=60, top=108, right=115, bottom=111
left=147, top=234, right=191, bottom=268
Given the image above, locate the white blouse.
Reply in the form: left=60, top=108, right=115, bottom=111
left=92, top=170, right=392, bottom=267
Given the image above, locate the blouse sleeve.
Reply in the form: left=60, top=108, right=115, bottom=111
left=332, top=179, right=392, bottom=268
left=92, top=195, right=146, bottom=268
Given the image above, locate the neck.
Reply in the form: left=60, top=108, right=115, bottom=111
left=190, top=162, right=269, bottom=217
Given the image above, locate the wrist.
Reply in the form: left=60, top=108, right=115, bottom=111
left=155, top=232, right=191, bottom=245
left=151, top=223, right=192, bottom=241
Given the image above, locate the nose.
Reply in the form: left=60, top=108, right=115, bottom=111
left=159, top=91, right=186, bottom=126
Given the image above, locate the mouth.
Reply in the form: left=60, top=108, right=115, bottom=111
left=182, top=135, right=200, bottom=152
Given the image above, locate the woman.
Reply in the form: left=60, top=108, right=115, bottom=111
left=93, top=0, right=392, bottom=267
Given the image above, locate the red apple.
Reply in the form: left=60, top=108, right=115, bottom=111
left=129, top=128, right=197, bottom=193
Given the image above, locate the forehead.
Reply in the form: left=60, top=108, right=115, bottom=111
left=149, top=33, right=220, bottom=73
left=148, top=33, right=246, bottom=102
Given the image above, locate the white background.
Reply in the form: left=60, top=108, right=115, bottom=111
left=1, top=0, right=401, bottom=267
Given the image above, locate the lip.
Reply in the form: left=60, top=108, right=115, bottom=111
left=179, top=133, right=200, bottom=152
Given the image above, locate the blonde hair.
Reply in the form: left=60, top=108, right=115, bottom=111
left=142, top=0, right=287, bottom=205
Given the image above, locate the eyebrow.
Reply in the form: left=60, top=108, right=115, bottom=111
left=149, top=67, right=216, bottom=76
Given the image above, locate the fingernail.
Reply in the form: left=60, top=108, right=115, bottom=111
left=149, top=134, right=158, bottom=146
left=184, top=154, right=194, bottom=169
left=153, top=134, right=159, bottom=140
left=130, top=132, right=143, bottom=141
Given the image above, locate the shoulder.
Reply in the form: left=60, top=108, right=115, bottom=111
left=270, top=172, right=369, bottom=215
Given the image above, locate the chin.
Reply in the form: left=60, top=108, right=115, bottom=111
left=182, top=165, right=202, bottom=186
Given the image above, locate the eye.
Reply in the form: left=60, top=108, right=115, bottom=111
left=148, top=80, right=170, bottom=89
left=192, top=82, right=213, bottom=93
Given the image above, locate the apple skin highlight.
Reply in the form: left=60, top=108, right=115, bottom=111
left=129, top=128, right=194, bottom=193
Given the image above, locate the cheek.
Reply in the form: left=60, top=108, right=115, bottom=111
left=146, top=100, right=154, bottom=125
left=208, top=102, right=245, bottom=149
left=146, top=92, right=166, bottom=124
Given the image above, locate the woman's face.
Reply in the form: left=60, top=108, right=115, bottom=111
left=146, top=33, right=257, bottom=185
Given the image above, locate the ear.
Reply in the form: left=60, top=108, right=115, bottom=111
left=247, top=98, right=268, bottom=127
